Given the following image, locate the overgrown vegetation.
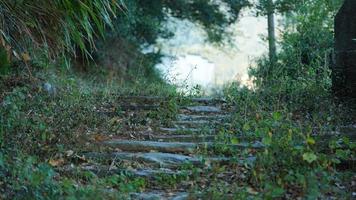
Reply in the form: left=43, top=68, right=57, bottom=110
left=213, top=0, right=356, bottom=198
left=0, top=0, right=355, bottom=199
left=222, top=83, right=355, bottom=198
left=0, top=67, right=177, bottom=198
left=0, top=0, right=120, bottom=57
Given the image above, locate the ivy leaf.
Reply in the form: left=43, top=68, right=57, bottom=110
left=243, top=123, right=251, bottom=131
left=302, top=152, right=317, bottom=163
left=272, top=112, right=282, bottom=121
left=231, top=138, right=239, bottom=145
left=262, top=136, right=272, bottom=146
left=270, top=187, right=285, bottom=198
left=331, top=158, right=341, bottom=164
left=306, top=137, right=315, bottom=145
left=265, top=183, right=285, bottom=198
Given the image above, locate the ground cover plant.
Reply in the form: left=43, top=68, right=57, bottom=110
left=0, top=0, right=355, bottom=199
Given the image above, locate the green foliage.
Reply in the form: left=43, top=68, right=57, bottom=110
left=0, top=64, right=185, bottom=199
left=254, top=0, right=275, bottom=16
left=0, top=156, right=60, bottom=199
left=150, top=97, right=179, bottom=126
left=109, top=0, right=249, bottom=44
left=222, top=83, right=354, bottom=198
left=229, top=2, right=356, bottom=196
left=89, top=0, right=250, bottom=88
left=246, top=0, right=346, bottom=128
left=0, top=0, right=120, bottom=58
left=1, top=0, right=354, bottom=199
left=251, top=0, right=343, bottom=90
left=0, top=153, right=145, bottom=199
left=0, top=46, right=10, bottom=75
left=0, top=68, right=177, bottom=199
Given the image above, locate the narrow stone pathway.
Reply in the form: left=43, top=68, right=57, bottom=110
left=58, top=96, right=260, bottom=199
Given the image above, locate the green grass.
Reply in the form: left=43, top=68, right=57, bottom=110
left=1, top=62, right=355, bottom=199
left=0, top=66, right=179, bottom=199
left=200, top=82, right=356, bottom=199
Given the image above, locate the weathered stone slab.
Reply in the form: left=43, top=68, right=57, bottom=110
left=184, top=106, right=222, bottom=113
left=173, top=120, right=225, bottom=128
left=101, top=140, right=264, bottom=154
left=146, top=134, right=218, bottom=142
left=132, top=168, right=181, bottom=178
left=131, top=192, right=189, bottom=200
left=59, top=164, right=182, bottom=178
left=177, top=114, right=229, bottom=121
left=131, top=192, right=162, bottom=200
left=174, top=120, right=210, bottom=126
left=83, top=152, right=230, bottom=168
left=170, top=193, right=189, bottom=200
left=159, top=127, right=214, bottom=135
left=333, top=0, right=356, bottom=98
left=102, top=140, right=198, bottom=154
left=146, top=134, right=259, bottom=143
left=190, top=97, right=226, bottom=105
left=119, top=104, right=225, bottom=112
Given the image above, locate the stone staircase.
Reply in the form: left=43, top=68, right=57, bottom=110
left=58, top=96, right=261, bottom=199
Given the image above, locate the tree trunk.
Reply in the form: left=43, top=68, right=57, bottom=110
left=267, top=0, right=277, bottom=63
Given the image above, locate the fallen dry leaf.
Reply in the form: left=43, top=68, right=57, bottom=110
left=48, top=158, right=65, bottom=167
left=21, top=52, right=31, bottom=62
left=92, top=134, right=108, bottom=142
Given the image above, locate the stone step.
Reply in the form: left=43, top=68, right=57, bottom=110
left=132, top=191, right=238, bottom=200
left=171, top=120, right=230, bottom=130
left=119, top=105, right=226, bottom=113
left=59, top=164, right=185, bottom=178
left=101, top=140, right=264, bottom=154
left=150, top=129, right=355, bottom=143
left=182, top=106, right=222, bottom=113
left=59, top=156, right=256, bottom=180
left=175, top=120, right=210, bottom=126
left=190, top=97, right=225, bottom=104
left=172, top=120, right=224, bottom=128
left=131, top=191, right=189, bottom=200
left=144, top=134, right=259, bottom=143
left=158, top=127, right=214, bottom=135
left=82, top=152, right=231, bottom=168
left=145, top=134, right=218, bottom=142
left=177, top=114, right=230, bottom=121
left=102, top=140, right=198, bottom=154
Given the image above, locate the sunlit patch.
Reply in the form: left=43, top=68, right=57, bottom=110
left=157, top=54, right=215, bottom=92
left=151, top=9, right=283, bottom=93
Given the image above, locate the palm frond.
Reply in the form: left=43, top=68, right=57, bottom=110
left=0, top=0, right=123, bottom=60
